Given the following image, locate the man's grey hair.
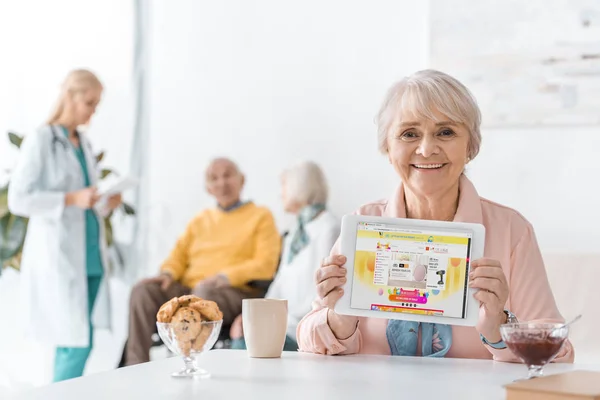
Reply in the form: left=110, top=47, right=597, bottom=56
left=205, top=157, right=242, bottom=178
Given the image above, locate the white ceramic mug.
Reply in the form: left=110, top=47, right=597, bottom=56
left=242, top=299, right=288, bottom=358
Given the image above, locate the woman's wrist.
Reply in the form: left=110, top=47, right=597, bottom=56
left=480, top=328, right=503, bottom=344
left=327, top=309, right=359, bottom=340
left=478, top=310, right=507, bottom=343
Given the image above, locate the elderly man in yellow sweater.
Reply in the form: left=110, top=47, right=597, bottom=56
left=123, top=158, right=281, bottom=365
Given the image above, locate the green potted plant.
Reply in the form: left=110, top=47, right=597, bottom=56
left=0, top=131, right=136, bottom=275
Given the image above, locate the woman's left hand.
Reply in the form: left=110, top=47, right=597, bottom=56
left=469, top=258, right=510, bottom=342
left=107, top=193, right=122, bottom=211
left=230, top=314, right=243, bottom=340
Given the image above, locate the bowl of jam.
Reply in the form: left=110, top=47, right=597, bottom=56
left=500, top=322, right=569, bottom=379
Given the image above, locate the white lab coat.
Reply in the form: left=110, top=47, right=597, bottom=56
left=8, top=125, right=111, bottom=347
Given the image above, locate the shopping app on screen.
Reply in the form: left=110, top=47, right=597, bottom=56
left=350, top=222, right=472, bottom=318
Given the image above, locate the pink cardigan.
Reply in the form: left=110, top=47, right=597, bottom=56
left=296, top=175, right=574, bottom=362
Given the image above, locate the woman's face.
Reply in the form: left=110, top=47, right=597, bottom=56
left=66, top=87, right=102, bottom=126
left=386, top=108, right=470, bottom=198
left=281, top=176, right=301, bottom=214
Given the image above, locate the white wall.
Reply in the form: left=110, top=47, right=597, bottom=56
left=468, top=126, right=600, bottom=253
left=0, top=0, right=135, bottom=182
left=146, top=0, right=430, bottom=272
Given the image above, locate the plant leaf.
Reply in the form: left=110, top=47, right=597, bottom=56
left=0, top=213, right=28, bottom=264
left=7, top=132, right=23, bottom=148
left=0, top=185, right=8, bottom=218
left=101, top=169, right=113, bottom=179
left=122, top=202, right=136, bottom=215
left=3, top=253, right=22, bottom=272
left=96, top=152, right=105, bottom=163
left=104, top=217, right=113, bottom=247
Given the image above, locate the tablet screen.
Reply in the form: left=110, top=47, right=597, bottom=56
left=349, top=221, right=472, bottom=319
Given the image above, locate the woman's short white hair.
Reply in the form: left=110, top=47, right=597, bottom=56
left=376, top=69, right=482, bottom=160
left=282, top=161, right=328, bottom=206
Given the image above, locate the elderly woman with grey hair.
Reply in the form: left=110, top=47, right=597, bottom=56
left=230, top=161, right=340, bottom=351
left=296, top=70, right=574, bottom=363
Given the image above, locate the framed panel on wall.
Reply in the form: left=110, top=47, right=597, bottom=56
left=429, top=0, right=600, bottom=127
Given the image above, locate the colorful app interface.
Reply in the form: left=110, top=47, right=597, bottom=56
left=350, top=222, right=472, bottom=318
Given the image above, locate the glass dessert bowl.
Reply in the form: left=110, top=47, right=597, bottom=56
left=500, top=322, right=569, bottom=379
left=156, top=320, right=222, bottom=378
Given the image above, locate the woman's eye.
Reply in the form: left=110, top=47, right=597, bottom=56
left=400, top=131, right=419, bottom=140
left=439, top=129, right=455, bottom=137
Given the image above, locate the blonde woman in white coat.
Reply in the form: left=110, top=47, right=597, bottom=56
left=8, top=69, right=121, bottom=382
left=229, top=161, right=340, bottom=350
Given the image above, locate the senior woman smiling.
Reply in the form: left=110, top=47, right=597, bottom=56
left=296, top=69, right=574, bottom=362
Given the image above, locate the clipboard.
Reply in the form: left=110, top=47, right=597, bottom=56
left=97, top=176, right=138, bottom=199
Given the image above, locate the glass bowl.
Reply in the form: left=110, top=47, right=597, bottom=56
left=156, top=320, right=222, bottom=378
left=500, top=322, right=568, bottom=379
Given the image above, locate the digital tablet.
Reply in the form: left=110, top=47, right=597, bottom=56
left=335, top=214, right=485, bottom=326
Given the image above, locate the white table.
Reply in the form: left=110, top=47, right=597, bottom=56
left=9, top=350, right=600, bottom=399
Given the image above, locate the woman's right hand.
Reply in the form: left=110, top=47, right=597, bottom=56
left=65, top=188, right=98, bottom=209
left=316, top=254, right=359, bottom=339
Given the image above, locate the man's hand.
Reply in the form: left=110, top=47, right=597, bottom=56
left=202, top=274, right=230, bottom=288
left=141, top=272, right=174, bottom=291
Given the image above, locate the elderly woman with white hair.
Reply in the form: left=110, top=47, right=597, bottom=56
left=230, top=161, right=340, bottom=351
left=296, top=70, right=574, bottom=362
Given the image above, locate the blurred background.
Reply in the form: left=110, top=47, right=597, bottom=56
left=0, top=0, right=599, bottom=392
